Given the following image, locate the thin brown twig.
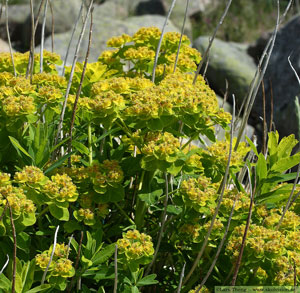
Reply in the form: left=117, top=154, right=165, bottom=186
left=196, top=182, right=239, bottom=292
left=183, top=94, right=235, bottom=286
left=61, top=0, right=85, bottom=77
left=145, top=173, right=169, bottom=276
left=195, top=96, right=237, bottom=292
left=67, top=231, right=84, bottom=293
left=269, top=79, right=274, bottom=132
left=26, top=0, right=46, bottom=79
left=5, top=0, right=16, bottom=77
left=0, top=3, right=3, bottom=23
left=235, top=0, right=293, bottom=150
left=2, top=195, right=16, bottom=293
left=231, top=166, right=256, bottom=285
left=53, top=0, right=94, bottom=159
left=193, top=0, right=232, bottom=85
left=113, top=244, right=118, bottom=293
left=173, top=0, right=189, bottom=73
left=49, top=0, right=54, bottom=53
left=68, top=6, right=94, bottom=166
left=152, top=0, right=177, bottom=82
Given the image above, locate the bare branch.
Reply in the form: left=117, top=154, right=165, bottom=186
left=176, top=262, right=186, bottom=293
left=0, top=254, right=9, bottom=276
left=5, top=0, right=16, bottom=76
left=173, top=0, right=189, bottom=73
left=61, top=1, right=85, bottom=77
left=152, top=0, right=177, bottom=82
left=68, top=6, right=94, bottom=166
left=41, top=225, right=60, bottom=285
left=193, top=0, right=232, bottom=85
left=183, top=94, right=235, bottom=285
left=145, top=173, right=170, bottom=276
left=40, top=0, right=48, bottom=73
left=54, top=0, right=94, bottom=157
left=231, top=166, right=255, bottom=285
left=113, top=244, right=118, bottom=293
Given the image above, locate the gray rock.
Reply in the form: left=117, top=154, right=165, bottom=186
left=37, top=14, right=180, bottom=64
left=193, top=36, right=257, bottom=105
left=252, top=14, right=300, bottom=139
left=0, top=38, right=15, bottom=52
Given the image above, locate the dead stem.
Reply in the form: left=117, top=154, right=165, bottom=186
left=183, top=94, right=235, bottom=286
left=49, top=0, right=54, bottom=52
left=53, top=0, right=94, bottom=160
left=5, top=0, right=16, bottom=76
left=68, top=6, right=94, bottom=166
left=193, top=0, right=232, bottom=85
left=67, top=231, right=84, bottom=293
left=40, top=0, right=48, bottom=73
left=173, top=0, right=189, bottom=73
left=145, top=173, right=170, bottom=276
left=2, top=195, right=17, bottom=293
left=41, top=225, right=60, bottom=284
left=152, top=0, right=177, bottom=82
left=231, top=166, right=256, bottom=285
left=113, top=244, right=118, bottom=293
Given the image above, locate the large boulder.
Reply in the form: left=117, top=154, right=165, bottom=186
left=37, top=14, right=180, bottom=64
left=251, top=14, right=300, bottom=139
left=193, top=36, right=257, bottom=106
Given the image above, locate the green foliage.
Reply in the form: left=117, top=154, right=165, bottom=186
left=0, top=25, right=300, bottom=292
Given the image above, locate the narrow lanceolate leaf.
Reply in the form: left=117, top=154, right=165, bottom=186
left=9, top=136, right=33, bottom=160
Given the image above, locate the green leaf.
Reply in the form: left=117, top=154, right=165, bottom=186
left=21, top=259, right=36, bottom=293
left=277, top=134, right=298, bottom=159
left=8, top=136, right=33, bottom=160
left=72, top=140, right=90, bottom=156
left=137, top=274, right=158, bottom=286
left=91, top=243, right=115, bottom=266
left=270, top=152, right=300, bottom=173
left=64, top=220, right=81, bottom=233
left=245, top=136, right=258, bottom=157
left=138, top=189, right=163, bottom=205
left=98, top=185, right=124, bottom=203
left=81, top=255, right=93, bottom=267
left=25, top=284, right=51, bottom=293
left=44, top=152, right=74, bottom=174
left=256, top=153, right=267, bottom=181
left=49, top=204, right=69, bottom=221
left=166, top=205, right=182, bottom=215
left=0, top=273, right=11, bottom=291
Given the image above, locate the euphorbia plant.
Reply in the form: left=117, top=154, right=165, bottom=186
left=0, top=26, right=300, bottom=293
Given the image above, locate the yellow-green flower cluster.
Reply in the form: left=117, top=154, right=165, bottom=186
left=74, top=208, right=96, bottom=226
left=14, top=166, right=47, bottom=185
left=0, top=172, right=10, bottom=187
left=203, top=138, right=250, bottom=171
left=107, top=34, right=132, bottom=48
left=31, top=72, right=67, bottom=88
left=0, top=184, right=36, bottom=216
left=180, top=176, right=217, bottom=212
left=124, top=46, right=155, bottom=61
left=2, top=95, right=36, bottom=117
left=264, top=209, right=300, bottom=230
left=221, top=189, right=250, bottom=213
left=35, top=243, right=75, bottom=278
left=117, top=230, right=154, bottom=261
left=226, top=224, right=286, bottom=259
left=141, top=132, right=180, bottom=161
left=43, top=173, right=78, bottom=202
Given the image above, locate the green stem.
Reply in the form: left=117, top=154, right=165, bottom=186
left=114, top=202, right=135, bottom=226
left=135, top=171, right=155, bottom=230
left=37, top=206, right=49, bottom=220
left=88, top=122, right=92, bottom=165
